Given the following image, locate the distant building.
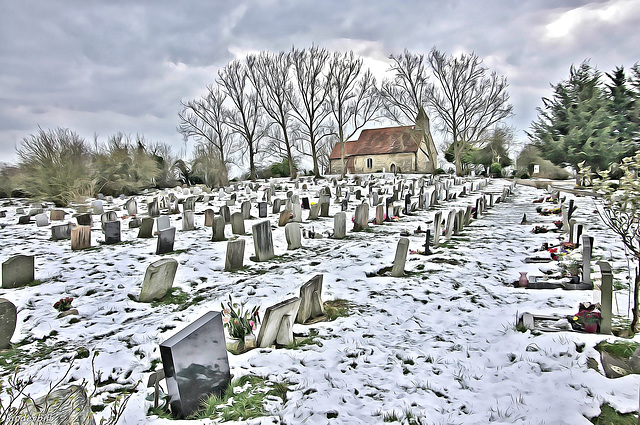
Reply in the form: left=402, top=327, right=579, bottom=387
left=328, top=109, right=437, bottom=175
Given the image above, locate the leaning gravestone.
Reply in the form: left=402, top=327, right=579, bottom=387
left=391, top=238, right=410, bottom=277
left=136, top=258, right=179, bottom=302
left=138, top=217, right=154, bottom=238
left=285, top=223, right=302, bottom=250
left=156, top=227, right=176, bottom=255
left=278, top=209, right=291, bottom=227
left=296, top=275, right=325, bottom=324
left=160, top=311, right=231, bottom=418
left=224, top=239, right=245, bottom=271
left=433, top=211, right=442, bottom=248
left=71, top=226, right=91, bottom=250
left=75, top=213, right=92, bottom=226
left=257, top=297, right=302, bottom=348
left=308, top=204, right=320, bottom=220
left=251, top=220, right=274, bottom=261
left=333, top=212, right=346, bottom=239
left=0, top=298, right=17, bottom=349
left=212, top=216, right=226, bottom=242
left=104, top=221, right=121, bottom=244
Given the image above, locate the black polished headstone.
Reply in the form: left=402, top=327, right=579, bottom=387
left=341, top=199, right=348, bottom=211
left=156, top=227, right=176, bottom=255
left=76, top=213, right=92, bottom=226
left=160, top=311, right=230, bottom=418
left=104, top=221, right=121, bottom=244
left=301, top=197, right=310, bottom=210
left=258, top=202, right=268, bottom=218
left=423, top=229, right=432, bottom=255
left=220, top=206, right=231, bottom=223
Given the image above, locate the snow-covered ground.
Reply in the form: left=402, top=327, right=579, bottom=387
left=0, top=176, right=638, bottom=424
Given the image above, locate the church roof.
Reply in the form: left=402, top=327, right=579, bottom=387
left=328, top=125, right=423, bottom=160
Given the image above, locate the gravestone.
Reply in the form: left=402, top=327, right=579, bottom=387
left=50, top=210, right=65, bottom=221
left=100, top=211, right=118, bottom=229
left=423, top=229, right=432, bottom=255
left=257, top=297, right=302, bottom=348
left=272, top=199, right=282, bottom=214
left=575, top=224, right=584, bottom=247
left=292, top=203, right=302, bottom=223
left=296, top=275, right=325, bottom=324
left=137, top=258, right=179, bottom=302
left=104, top=221, right=121, bottom=244
left=34, top=213, right=49, bottom=227
left=2, top=255, right=34, bottom=289
left=126, top=199, right=137, bottom=215
left=341, top=199, right=348, bottom=211
left=258, top=202, right=268, bottom=218
left=404, top=193, right=411, bottom=215
left=454, top=209, right=464, bottom=235
left=251, top=220, right=274, bottom=261
left=52, top=223, right=73, bottom=240
left=301, top=197, right=310, bottom=210
left=156, top=227, right=176, bottom=255
left=138, top=217, right=154, bottom=238
left=160, top=311, right=231, bottom=418
left=76, top=213, right=92, bottom=226
left=182, top=211, right=195, bottom=231
left=285, top=223, right=302, bottom=250
left=353, top=203, right=369, bottom=231
left=391, top=238, right=410, bottom=277
left=217, top=205, right=230, bottom=224
left=308, top=204, right=320, bottom=220
left=224, top=239, right=245, bottom=271
left=433, top=211, right=442, bottom=248
left=464, top=205, right=473, bottom=226
left=319, top=202, right=330, bottom=217
left=15, top=385, right=95, bottom=425
left=204, top=209, right=215, bottom=227
left=184, top=196, right=197, bottom=211
left=444, top=209, right=456, bottom=241
left=241, top=201, right=251, bottom=219
left=71, top=226, right=91, bottom=250
left=375, top=204, right=384, bottom=225
left=582, top=235, right=594, bottom=286
left=157, top=216, right=171, bottom=231
left=0, top=298, right=17, bottom=349
left=92, top=200, right=104, bottom=215
left=230, top=212, right=245, bottom=235
left=212, top=216, right=226, bottom=242
left=333, top=212, right=346, bottom=239
left=278, top=210, right=291, bottom=227
left=598, top=261, right=612, bottom=335
left=385, top=197, right=393, bottom=222
left=148, top=199, right=160, bottom=217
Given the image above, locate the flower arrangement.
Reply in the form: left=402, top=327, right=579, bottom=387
left=553, top=220, right=563, bottom=229
left=561, top=242, right=577, bottom=251
left=532, top=226, right=548, bottom=234
left=221, top=295, right=261, bottom=340
left=53, top=297, right=73, bottom=312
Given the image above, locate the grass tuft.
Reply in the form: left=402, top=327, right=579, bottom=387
left=589, top=403, right=638, bottom=424
left=595, top=340, right=639, bottom=359
left=324, top=299, right=352, bottom=321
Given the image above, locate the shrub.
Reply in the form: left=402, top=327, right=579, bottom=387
left=517, top=145, right=570, bottom=180
left=489, top=163, right=502, bottom=177
left=16, top=127, right=94, bottom=206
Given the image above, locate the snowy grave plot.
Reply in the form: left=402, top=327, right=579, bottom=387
left=159, top=311, right=230, bottom=418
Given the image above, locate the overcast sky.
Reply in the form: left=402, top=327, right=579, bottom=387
left=2, top=0, right=639, bottom=167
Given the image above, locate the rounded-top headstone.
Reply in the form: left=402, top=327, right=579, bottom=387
left=0, top=298, right=17, bottom=349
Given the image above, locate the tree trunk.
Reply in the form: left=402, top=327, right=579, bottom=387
left=310, top=137, right=320, bottom=177
left=454, top=148, right=464, bottom=177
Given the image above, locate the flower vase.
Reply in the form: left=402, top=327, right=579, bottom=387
left=244, top=334, right=256, bottom=350
left=226, top=337, right=243, bottom=353
left=518, top=272, right=528, bottom=287
left=584, top=323, right=598, bottom=333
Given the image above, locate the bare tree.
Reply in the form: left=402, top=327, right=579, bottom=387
left=177, top=84, right=236, bottom=172
left=288, top=45, right=333, bottom=178
left=327, top=50, right=382, bottom=177
left=427, top=48, right=513, bottom=176
left=381, top=50, right=438, bottom=173
left=247, top=51, right=298, bottom=178
left=218, top=60, right=267, bottom=181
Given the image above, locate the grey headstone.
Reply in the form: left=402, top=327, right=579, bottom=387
left=157, top=216, right=171, bottom=231
left=220, top=205, right=231, bottom=223
left=598, top=261, right=612, bottom=335
left=333, top=212, right=346, bottom=239
left=258, top=202, right=268, bottom=218
left=212, top=216, right=226, bottom=242
left=34, top=213, right=49, bottom=227
left=225, top=239, right=245, bottom=271
left=241, top=201, right=251, bottom=219
left=100, top=211, right=117, bottom=229
left=52, top=223, right=73, bottom=240
left=16, top=385, right=95, bottom=425
left=126, top=198, right=137, bottom=215
left=272, top=199, right=282, bottom=214
left=156, top=227, right=176, bottom=255
left=92, top=200, right=104, bottom=215
left=71, top=226, right=91, bottom=250
left=137, top=258, right=179, bottom=302
left=285, top=222, right=302, bottom=250
left=433, top=211, right=442, bottom=248
left=257, top=297, right=302, bottom=348
left=353, top=203, right=369, bottom=231
left=129, top=217, right=142, bottom=229
left=296, top=275, right=325, bottom=324
left=138, top=217, right=154, bottom=238
left=375, top=204, right=384, bottom=225
left=230, top=212, right=245, bottom=235
left=444, top=209, right=456, bottom=241
left=251, top=220, right=274, bottom=261
left=582, top=235, right=593, bottom=286
left=204, top=209, right=215, bottom=227
left=148, top=199, right=160, bottom=217
left=292, top=203, right=302, bottom=223
left=391, top=238, right=410, bottom=277
left=104, top=221, right=121, bottom=244
left=319, top=202, right=329, bottom=217
left=182, top=211, right=195, bottom=231
left=308, top=204, right=320, bottom=220
left=0, top=298, right=17, bottom=349
left=160, top=311, right=231, bottom=418
left=184, top=196, right=197, bottom=211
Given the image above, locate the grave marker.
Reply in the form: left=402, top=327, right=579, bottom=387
left=285, top=223, right=302, bottom=250
left=137, top=258, right=179, bottom=302
left=76, top=213, right=92, bottom=226
left=391, top=238, right=410, bottom=277
left=241, top=201, right=251, bottom=219
left=353, top=203, right=369, bottom=231
left=160, top=311, right=231, bottom=418
left=138, top=217, right=154, bottom=238
left=50, top=210, right=65, bottom=221
left=0, top=298, right=17, bottom=349
left=220, top=205, right=231, bottom=223
left=34, top=213, right=49, bottom=227
left=104, top=221, right=121, bottom=244
left=258, top=202, right=268, bottom=218
left=71, top=226, right=91, bottom=250
left=257, top=297, right=302, bottom=347
left=52, top=223, right=73, bottom=240
left=204, top=209, right=215, bottom=227
left=156, top=227, right=176, bottom=255
left=433, top=211, right=442, bottom=248
left=278, top=209, right=291, bottom=227
left=224, top=239, right=245, bottom=271
left=597, top=261, right=612, bottom=335
left=182, top=211, right=195, bottom=231
left=230, top=212, right=245, bottom=235
left=333, top=212, right=346, bottom=239
left=157, top=216, right=171, bottom=231
left=126, top=199, right=137, bottom=215
left=2, top=255, right=34, bottom=289
left=212, top=216, right=226, bottom=242
left=296, top=275, right=325, bottom=324
left=251, top=220, right=274, bottom=261
left=148, top=199, right=160, bottom=217
left=308, top=204, right=320, bottom=220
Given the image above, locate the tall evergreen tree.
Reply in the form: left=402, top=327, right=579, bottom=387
left=606, top=66, right=639, bottom=159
